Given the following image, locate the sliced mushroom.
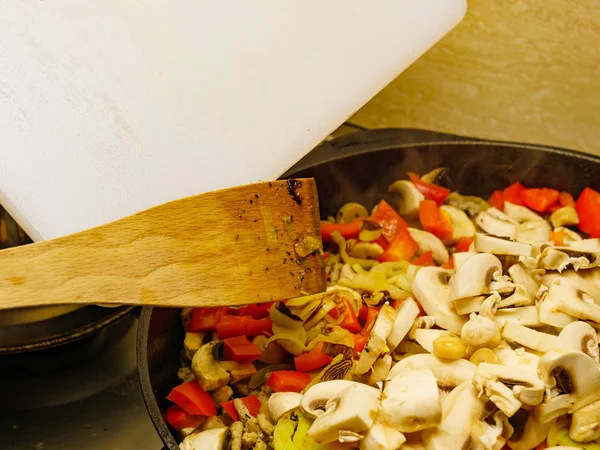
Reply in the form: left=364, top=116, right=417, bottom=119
left=413, top=267, right=466, bottom=335
left=570, top=398, right=600, bottom=442
left=461, top=313, right=500, bottom=346
left=538, top=348, right=600, bottom=413
left=439, top=205, right=476, bottom=245
left=504, top=201, right=543, bottom=223
left=473, top=363, right=545, bottom=417
left=388, top=180, right=425, bottom=217
left=453, top=251, right=477, bottom=270
left=179, top=427, right=229, bottom=450
left=388, top=354, right=476, bottom=389
left=360, top=411, right=406, bottom=450
left=184, top=331, right=207, bottom=360
left=548, top=278, right=600, bottom=324
left=550, top=206, right=580, bottom=228
left=493, top=306, right=542, bottom=328
left=539, top=283, right=577, bottom=329
left=569, top=238, right=600, bottom=253
left=301, top=380, right=370, bottom=419
left=474, top=233, right=534, bottom=257
left=387, top=297, right=421, bottom=350
left=493, top=342, right=540, bottom=373
left=471, top=410, right=513, bottom=450
left=557, top=321, right=600, bottom=363
left=502, top=321, right=557, bottom=353
left=450, top=253, right=511, bottom=301
left=476, top=208, right=518, bottom=238
left=498, top=286, right=534, bottom=308
left=337, top=202, right=369, bottom=224
left=409, top=316, right=436, bottom=340
left=543, top=268, right=600, bottom=302
left=267, top=392, right=303, bottom=421
left=408, top=228, right=450, bottom=265
left=538, top=246, right=600, bottom=272
left=507, top=407, right=555, bottom=450
left=307, top=382, right=380, bottom=445
left=508, top=263, right=540, bottom=299
left=346, top=239, right=384, bottom=259
left=359, top=220, right=384, bottom=242
left=514, top=220, right=551, bottom=244
left=368, top=354, right=393, bottom=386
left=355, top=304, right=397, bottom=375
left=192, top=341, right=230, bottom=391
left=382, top=369, right=442, bottom=433
left=422, top=381, right=486, bottom=450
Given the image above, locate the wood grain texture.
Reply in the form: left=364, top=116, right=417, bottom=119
left=351, top=0, right=600, bottom=155
left=0, top=179, right=325, bottom=309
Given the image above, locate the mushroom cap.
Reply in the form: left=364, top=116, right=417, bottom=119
left=388, top=354, right=476, bottom=389
left=301, top=380, right=379, bottom=419
left=439, top=205, right=476, bottom=245
left=557, top=321, right=600, bottom=362
left=267, top=392, right=303, bottom=422
left=179, top=427, right=229, bottom=450
left=387, top=297, right=421, bottom=350
left=450, top=253, right=503, bottom=301
left=474, top=233, right=534, bottom=257
left=476, top=208, right=518, bottom=238
left=408, top=228, right=449, bottom=265
left=191, top=341, right=230, bottom=391
left=388, top=179, right=424, bottom=216
left=360, top=417, right=406, bottom=450
left=461, top=313, right=500, bottom=346
left=507, top=407, right=555, bottom=450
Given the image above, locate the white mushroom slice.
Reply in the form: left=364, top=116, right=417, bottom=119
left=538, top=348, right=600, bottom=412
left=439, top=205, right=476, bottom=245
left=307, top=383, right=380, bottom=445
left=549, top=278, right=600, bottom=324
left=538, top=246, right=600, bottom=272
left=409, top=316, right=436, bottom=340
left=422, top=381, right=486, bottom=450
left=360, top=412, right=406, bottom=450
left=388, top=354, right=476, bottom=389
left=179, top=427, right=229, bottom=450
left=508, top=263, right=540, bottom=299
left=550, top=206, right=580, bottom=228
left=504, top=201, right=543, bottom=223
left=454, top=296, right=485, bottom=315
left=450, top=253, right=503, bottom=301
left=346, top=239, right=384, bottom=259
left=301, top=380, right=378, bottom=419
left=388, top=180, right=425, bottom=217
left=471, top=410, right=513, bottom=450
left=480, top=292, right=501, bottom=319
left=461, top=313, right=500, bottom=346
left=387, top=297, right=421, bottom=350
left=493, top=306, right=542, bottom=328
left=557, top=321, right=600, bottom=362
left=413, top=329, right=454, bottom=354
left=413, top=267, right=466, bottom=335
left=538, top=285, right=577, bottom=329
left=498, top=286, right=533, bottom=308
left=502, top=321, right=557, bottom=353
left=408, top=228, right=450, bottom=265
left=268, top=392, right=303, bottom=421
left=473, top=363, right=544, bottom=415
left=368, top=354, right=393, bottom=386
left=452, top=251, right=477, bottom=270
left=382, top=369, right=442, bottom=433
left=493, top=342, right=539, bottom=373
left=570, top=398, right=600, bottom=442
left=183, top=331, right=207, bottom=360
left=514, top=220, right=552, bottom=244
left=192, top=342, right=230, bottom=391
left=542, top=268, right=600, bottom=303
left=356, top=304, right=397, bottom=375
left=569, top=238, right=600, bottom=253
left=476, top=208, right=518, bottom=238
left=474, top=233, right=534, bottom=257
left=506, top=407, right=555, bottom=450
left=554, top=226, right=583, bottom=244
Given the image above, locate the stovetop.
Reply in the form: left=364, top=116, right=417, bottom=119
left=0, top=318, right=163, bottom=450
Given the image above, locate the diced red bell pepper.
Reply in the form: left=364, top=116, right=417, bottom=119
left=408, top=173, right=451, bottom=206
left=372, top=235, right=389, bottom=250
left=503, top=182, right=526, bottom=206
left=320, top=220, right=362, bottom=243
left=231, top=303, right=273, bottom=319
left=521, top=188, right=560, bottom=213
left=368, top=200, right=408, bottom=242
left=189, top=307, right=229, bottom=332
left=576, top=187, right=600, bottom=235
left=327, top=304, right=340, bottom=320
left=550, top=230, right=565, bottom=246
left=165, top=405, right=205, bottom=431
left=378, top=226, right=419, bottom=262
left=223, top=335, right=262, bottom=363
left=362, top=307, right=379, bottom=334
left=323, top=252, right=329, bottom=260
left=412, top=251, right=434, bottom=266
left=216, top=316, right=272, bottom=339
left=340, top=298, right=361, bottom=333
left=488, top=190, right=505, bottom=210
left=266, top=370, right=312, bottom=393
left=455, top=237, right=474, bottom=253
left=440, top=259, right=454, bottom=270
left=559, top=191, right=576, bottom=208
left=353, top=333, right=368, bottom=353
left=221, top=395, right=262, bottom=422
left=294, top=342, right=334, bottom=372
left=419, top=200, right=453, bottom=241
left=167, top=381, right=217, bottom=416
left=358, top=304, right=369, bottom=320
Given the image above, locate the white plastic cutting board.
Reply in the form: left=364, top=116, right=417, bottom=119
left=0, top=0, right=466, bottom=242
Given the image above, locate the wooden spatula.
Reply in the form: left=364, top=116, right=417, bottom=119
left=0, top=179, right=325, bottom=310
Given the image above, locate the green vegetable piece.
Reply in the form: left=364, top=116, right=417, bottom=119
left=547, top=416, right=600, bottom=449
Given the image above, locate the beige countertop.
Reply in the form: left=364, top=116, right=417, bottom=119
left=349, top=0, right=600, bottom=155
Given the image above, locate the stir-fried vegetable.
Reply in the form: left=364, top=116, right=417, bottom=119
left=168, top=169, right=600, bottom=450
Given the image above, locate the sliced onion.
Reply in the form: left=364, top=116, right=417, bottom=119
left=303, top=300, right=337, bottom=330
left=265, top=333, right=306, bottom=356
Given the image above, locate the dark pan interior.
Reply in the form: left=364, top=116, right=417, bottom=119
left=137, top=128, right=600, bottom=450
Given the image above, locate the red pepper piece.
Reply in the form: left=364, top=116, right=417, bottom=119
left=245, top=317, right=273, bottom=336
left=521, top=188, right=560, bottom=213
left=165, top=405, right=205, bottom=431
left=232, top=303, right=273, bottom=319
left=294, top=342, right=334, bottom=372
left=368, top=200, right=408, bottom=242
left=559, top=191, right=576, bottom=208
left=327, top=304, right=340, bottom=320
left=408, top=173, right=451, bottom=206
left=455, top=237, right=474, bottom=253
left=167, top=381, right=217, bottom=416
left=378, top=226, right=419, bottom=262
left=362, top=307, right=379, bottom=334
left=412, top=251, right=434, bottom=266
left=577, top=187, right=600, bottom=235
left=340, top=298, right=362, bottom=333
left=488, top=190, right=505, bottom=210
left=217, top=316, right=273, bottom=339
left=372, top=235, right=389, bottom=250
left=221, top=395, right=262, bottom=422
left=223, top=335, right=262, bottom=363
left=419, top=200, right=453, bottom=241
left=353, top=333, right=368, bottom=353
left=320, top=220, right=362, bottom=243
left=550, top=230, right=565, bottom=246
left=503, top=182, right=526, bottom=206
left=189, top=307, right=229, bottom=332
left=266, top=370, right=312, bottom=393
left=440, top=259, right=454, bottom=270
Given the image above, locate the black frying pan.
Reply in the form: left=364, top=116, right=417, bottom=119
left=136, top=128, right=600, bottom=449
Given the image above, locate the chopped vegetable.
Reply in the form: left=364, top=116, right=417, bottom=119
left=559, top=191, right=576, bottom=207
left=166, top=381, right=217, bottom=416
left=419, top=200, right=453, bottom=240
left=488, top=190, right=504, bottom=210
left=189, top=307, right=229, bottom=332
left=165, top=405, right=205, bottom=431
left=412, top=250, right=434, bottom=266
left=221, top=395, right=261, bottom=421
left=223, top=335, right=262, bottom=362
left=294, top=342, right=334, bottom=372
left=455, top=237, right=474, bottom=253
left=408, top=172, right=451, bottom=206
left=368, top=199, right=409, bottom=242
left=320, top=220, right=362, bottom=243
left=520, top=187, right=560, bottom=212
left=550, top=229, right=565, bottom=246
left=378, top=226, right=419, bottom=262
left=216, top=315, right=272, bottom=339
left=232, top=302, right=273, bottom=319
left=576, top=187, right=600, bottom=235
left=503, top=181, right=526, bottom=205
left=266, top=371, right=312, bottom=393
left=339, top=298, right=361, bottom=333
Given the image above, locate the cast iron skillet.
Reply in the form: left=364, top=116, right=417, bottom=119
left=137, top=128, right=600, bottom=449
